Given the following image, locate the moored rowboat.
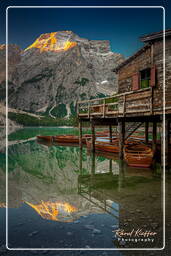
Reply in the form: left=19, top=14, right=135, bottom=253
left=37, top=134, right=112, bottom=144
left=86, top=138, right=119, bottom=153
left=37, top=135, right=52, bottom=141
left=37, top=135, right=79, bottom=143
left=53, top=135, right=79, bottom=144
left=124, top=143, right=154, bottom=168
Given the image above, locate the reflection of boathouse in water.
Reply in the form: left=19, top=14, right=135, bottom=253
left=78, top=154, right=120, bottom=220
left=77, top=29, right=171, bottom=166
left=78, top=149, right=163, bottom=248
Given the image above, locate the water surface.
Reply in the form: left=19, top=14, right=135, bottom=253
left=0, top=127, right=163, bottom=249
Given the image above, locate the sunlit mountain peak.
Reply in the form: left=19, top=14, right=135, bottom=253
left=24, top=31, right=77, bottom=53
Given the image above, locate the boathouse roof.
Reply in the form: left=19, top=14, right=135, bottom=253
left=140, top=28, right=171, bottom=42
left=114, top=28, right=171, bottom=72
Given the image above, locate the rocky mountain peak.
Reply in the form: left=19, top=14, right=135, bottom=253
left=24, top=31, right=78, bottom=53
left=0, top=32, right=124, bottom=118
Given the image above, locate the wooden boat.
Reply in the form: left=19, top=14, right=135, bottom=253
left=55, top=135, right=111, bottom=144
left=37, top=134, right=112, bottom=145
left=87, top=149, right=119, bottom=160
left=86, top=138, right=119, bottom=153
left=124, top=143, right=154, bottom=168
left=37, top=135, right=52, bottom=141
left=96, top=131, right=116, bottom=136
left=37, top=140, right=54, bottom=147
left=52, top=135, right=79, bottom=144
left=37, top=135, right=79, bottom=143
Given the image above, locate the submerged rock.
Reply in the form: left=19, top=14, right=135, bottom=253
left=92, top=228, right=102, bottom=234
left=28, top=230, right=39, bottom=237
left=84, top=225, right=95, bottom=230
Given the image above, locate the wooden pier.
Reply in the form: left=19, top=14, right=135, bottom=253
left=77, top=29, right=171, bottom=166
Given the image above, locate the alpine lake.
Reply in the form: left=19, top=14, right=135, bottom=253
left=0, top=127, right=167, bottom=250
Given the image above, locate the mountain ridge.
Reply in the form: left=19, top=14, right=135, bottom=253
left=0, top=31, right=124, bottom=119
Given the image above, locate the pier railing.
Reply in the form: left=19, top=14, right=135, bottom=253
left=77, top=87, right=153, bottom=118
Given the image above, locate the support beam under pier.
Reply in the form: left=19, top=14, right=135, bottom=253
left=145, top=122, right=149, bottom=144
left=118, top=120, right=125, bottom=160
left=109, top=125, right=112, bottom=143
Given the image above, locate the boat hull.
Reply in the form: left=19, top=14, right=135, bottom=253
left=37, top=134, right=111, bottom=144
left=37, top=135, right=52, bottom=141
left=86, top=138, right=119, bottom=153
left=124, top=144, right=154, bottom=168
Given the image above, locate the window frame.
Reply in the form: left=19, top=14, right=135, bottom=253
left=140, top=68, right=151, bottom=89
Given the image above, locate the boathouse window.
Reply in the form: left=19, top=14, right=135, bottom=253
left=140, top=68, right=151, bottom=89
left=132, top=66, right=157, bottom=91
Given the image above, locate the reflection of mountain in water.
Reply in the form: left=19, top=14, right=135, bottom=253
left=0, top=140, right=110, bottom=220
left=25, top=200, right=77, bottom=222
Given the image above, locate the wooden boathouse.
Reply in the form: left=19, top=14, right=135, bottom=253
left=77, top=29, right=171, bottom=166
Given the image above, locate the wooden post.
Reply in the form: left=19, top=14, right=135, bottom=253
left=152, top=121, right=157, bottom=152
left=91, top=153, right=96, bottom=176
left=118, top=119, right=125, bottom=159
left=109, top=124, right=112, bottom=143
left=91, top=119, right=95, bottom=152
left=145, top=122, right=149, bottom=144
left=79, top=119, right=83, bottom=149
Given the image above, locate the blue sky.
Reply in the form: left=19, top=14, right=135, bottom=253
left=0, top=0, right=171, bottom=57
